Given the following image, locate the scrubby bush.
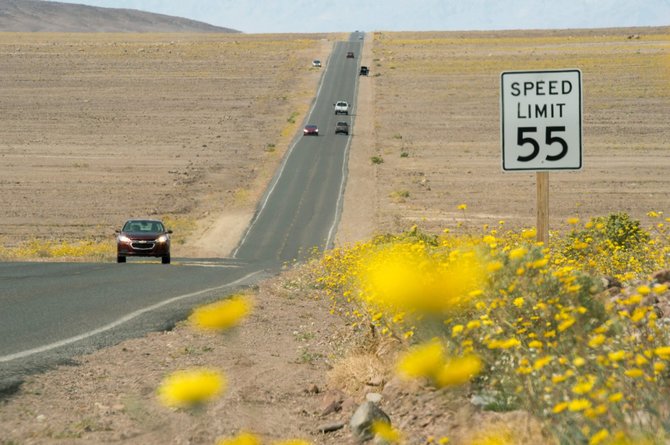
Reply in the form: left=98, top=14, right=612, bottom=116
left=314, top=213, right=670, bottom=444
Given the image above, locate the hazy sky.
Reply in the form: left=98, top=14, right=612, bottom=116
left=51, top=0, right=670, bottom=33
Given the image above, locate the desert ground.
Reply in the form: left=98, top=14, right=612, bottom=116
left=1, top=27, right=669, bottom=444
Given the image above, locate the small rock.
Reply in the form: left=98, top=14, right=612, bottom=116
left=305, top=384, right=320, bottom=394
left=36, top=414, right=46, bottom=422
left=652, top=270, right=670, bottom=284
left=366, top=393, right=383, bottom=404
left=350, top=401, right=392, bottom=442
left=318, top=421, right=346, bottom=433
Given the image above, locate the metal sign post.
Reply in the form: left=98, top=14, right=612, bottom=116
left=500, top=69, right=582, bottom=244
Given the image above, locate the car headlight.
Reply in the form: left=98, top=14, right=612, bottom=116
left=156, top=235, right=169, bottom=243
left=118, top=235, right=132, bottom=243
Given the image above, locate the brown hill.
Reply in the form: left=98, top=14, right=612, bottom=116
left=0, top=0, right=239, bottom=32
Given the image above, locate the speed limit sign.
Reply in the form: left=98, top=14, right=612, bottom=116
left=501, top=69, right=582, bottom=171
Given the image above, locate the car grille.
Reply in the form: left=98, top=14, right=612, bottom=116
left=131, top=241, right=156, bottom=250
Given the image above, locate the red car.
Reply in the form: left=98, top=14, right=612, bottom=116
left=303, top=124, right=319, bottom=136
left=116, top=219, right=172, bottom=264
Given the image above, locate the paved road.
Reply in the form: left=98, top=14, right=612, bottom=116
left=0, top=32, right=364, bottom=390
left=234, top=37, right=362, bottom=263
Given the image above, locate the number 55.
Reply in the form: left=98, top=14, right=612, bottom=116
left=517, top=126, right=568, bottom=162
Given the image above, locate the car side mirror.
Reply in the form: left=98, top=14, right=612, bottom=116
left=167, top=230, right=173, bottom=234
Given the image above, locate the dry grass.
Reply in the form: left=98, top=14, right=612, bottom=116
left=366, top=27, right=670, bottom=235
left=0, top=32, right=338, bottom=249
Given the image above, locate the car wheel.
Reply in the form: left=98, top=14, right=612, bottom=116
left=117, top=255, right=126, bottom=263
left=162, top=255, right=171, bottom=264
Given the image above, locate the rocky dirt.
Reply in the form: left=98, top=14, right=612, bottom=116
left=1, top=27, right=669, bottom=444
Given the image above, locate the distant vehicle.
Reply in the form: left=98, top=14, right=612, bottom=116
left=116, top=218, right=172, bottom=264
left=335, top=121, right=349, bottom=135
left=359, top=66, right=369, bottom=76
left=303, top=124, right=319, bottom=136
left=346, top=51, right=355, bottom=59
left=312, top=59, right=321, bottom=67
left=334, top=101, right=349, bottom=115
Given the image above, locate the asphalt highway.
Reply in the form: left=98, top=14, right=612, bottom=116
left=0, top=32, right=364, bottom=391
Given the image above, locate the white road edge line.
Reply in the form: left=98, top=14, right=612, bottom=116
left=0, top=270, right=264, bottom=363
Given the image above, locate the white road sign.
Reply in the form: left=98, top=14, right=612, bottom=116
left=501, top=69, right=582, bottom=171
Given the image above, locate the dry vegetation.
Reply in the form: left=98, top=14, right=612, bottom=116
left=360, top=28, right=670, bottom=236
left=0, top=32, right=337, bottom=254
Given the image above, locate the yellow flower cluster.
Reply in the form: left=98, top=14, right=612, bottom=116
left=314, top=213, right=670, bottom=444
left=0, top=238, right=114, bottom=260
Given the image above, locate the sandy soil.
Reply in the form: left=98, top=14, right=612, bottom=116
left=0, top=32, right=337, bottom=257
left=1, top=27, right=669, bottom=444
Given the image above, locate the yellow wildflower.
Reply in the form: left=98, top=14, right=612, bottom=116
left=217, top=432, right=262, bottom=445
left=637, top=285, right=651, bottom=295
left=654, top=346, right=670, bottom=358
left=608, top=350, right=626, bottom=362
left=589, top=429, right=609, bottom=445
left=509, top=247, right=527, bottom=260
left=452, top=324, right=464, bottom=337
left=552, top=373, right=569, bottom=384
left=654, top=362, right=666, bottom=374
left=568, top=398, right=592, bottom=412
left=189, top=295, right=254, bottom=331
left=513, top=297, right=524, bottom=307
left=372, top=421, right=402, bottom=443
left=457, top=203, right=467, bottom=211
left=488, top=338, right=521, bottom=349
left=608, top=392, right=624, bottom=403
left=158, top=368, right=226, bottom=408
left=533, top=355, right=554, bottom=371
left=567, top=217, right=580, bottom=225
left=487, top=261, right=503, bottom=272
left=557, top=318, right=575, bottom=332
left=624, top=368, right=644, bottom=378
left=635, top=354, right=649, bottom=367
left=396, top=339, right=444, bottom=379
left=588, top=334, right=606, bottom=348
left=572, top=378, right=595, bottom=395
left=528, top=340, right=543, bottom=349
left=466, top=320, right=481, bottom=330
left=434, top=355, right=483, bottom=387
left=553, top=402, right=569, bottom=413
left=522, top=228, right=537, bottom=240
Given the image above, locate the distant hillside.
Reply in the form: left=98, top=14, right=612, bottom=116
left=0, top=0, right=239, bottom=32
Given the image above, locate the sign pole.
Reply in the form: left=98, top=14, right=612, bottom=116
left=536, top=172, right=549, bottom=244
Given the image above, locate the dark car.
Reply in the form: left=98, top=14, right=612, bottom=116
left=303, top=124, right=319, bottom=136
left=116, top=219, right=172, bottom=264
left=359, top=66, right=369, bottom=76
left=346, top=51, right=355, bottom=58
left=335, top=121, right=349, bottom=135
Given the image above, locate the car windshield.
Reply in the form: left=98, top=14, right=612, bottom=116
left=123, top=220, right=164, bottom=232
